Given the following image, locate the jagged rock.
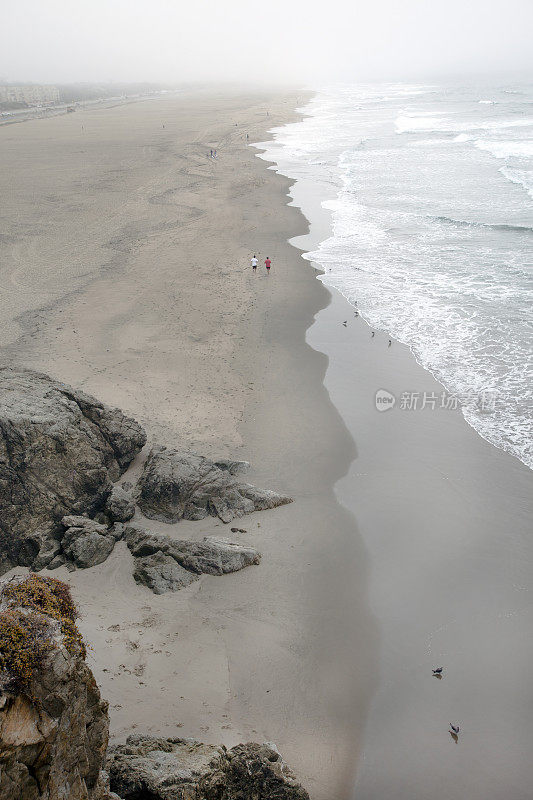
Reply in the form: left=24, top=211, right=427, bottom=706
left=198, top=536, right=262, bottom=574
left=199, top=742, right=310, bottom=800
left=126, top=526, right=261, bottom=575
left=133, top=552, right=199, bottom=594
left=108, top=736, right=221, bottom=799
left=48, top=553, right=67, bottom=570
left=61, top=516, right=117, bottom=569
left=125, top=526, right=260, bottom=593
left=214, top=459, right=250, bottom=475
left=0, top=575, right=115, bottom=800
left=108, top=735, right=309, bottom=800
left=31, top=525, right=63, bottom=571
left=0, top=367, right=146, bottom=575
left=106, top=482, right=136, bottom=523
left=137, top=448, right=291, bottom=524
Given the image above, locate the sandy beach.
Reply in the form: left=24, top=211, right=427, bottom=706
left=0, top=90, right=377, bottom=799
left=1, top=87, right=532, bottom=800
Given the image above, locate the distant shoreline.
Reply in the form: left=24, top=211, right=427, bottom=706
left=0, top=88, right=183, bottom=126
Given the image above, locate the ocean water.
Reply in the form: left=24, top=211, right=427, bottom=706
left=262, top=83, right=533, bottom=469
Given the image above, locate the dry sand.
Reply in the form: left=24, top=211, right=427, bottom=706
left=0, top=91, right=376, bottom=799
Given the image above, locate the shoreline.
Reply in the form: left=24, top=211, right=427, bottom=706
left=0, top=90, right=183, bottom=127
left=261, top=119, right=533, bottom=798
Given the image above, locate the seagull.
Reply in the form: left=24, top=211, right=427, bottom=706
left=354, top=311, right=359, bottom=317
left=432, top=667, right=443, bottom=675
left=371, top=331, right=375, bottom=337
left=388, top=339, right=392, bottom=347
left=449, top=724, right=460, bottom=735
left=342, top=321, right=347, bottom=326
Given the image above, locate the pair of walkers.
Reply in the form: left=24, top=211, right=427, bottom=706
left=250, top=255, right=271, bottom=274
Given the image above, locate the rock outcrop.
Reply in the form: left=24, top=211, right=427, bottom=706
left=0, top=574, right=117, bottom=800
left=137, top=447, right=292, bottom=524
left=108, top=735, right=310, bottom=800
left=61, top=515, right=120, bottom=569
left=0, top=368, right=146, bottom=575
left=213, top=459, right=250, bottom=476
left=199, top=742, right=310, bottom=800
left=125, top=526, right=261, bottom=594
left=0, top=369, right=286, bottom=595
left=0, top=578, right=310, bottom=800
left=105, top=483, right=136, bottom=523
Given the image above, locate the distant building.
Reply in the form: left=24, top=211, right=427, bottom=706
left=0, top=84, right=60, bottom=106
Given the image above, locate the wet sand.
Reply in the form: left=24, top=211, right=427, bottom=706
left=312, top=290, right=533, bottom=800
left=265, top=146, right=533, bottom=799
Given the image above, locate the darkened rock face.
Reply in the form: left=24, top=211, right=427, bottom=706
left=137, top=447, right=292, bottom=524
left=108, top=735, right=310, bottom=800
left=0, top=368, right=146, bottom=575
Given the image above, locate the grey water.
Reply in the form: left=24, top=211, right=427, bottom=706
left=266, top=81, right=533, bottom=469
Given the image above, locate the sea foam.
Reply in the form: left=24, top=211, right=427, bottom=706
left=260, top=83, right=533, bottom=469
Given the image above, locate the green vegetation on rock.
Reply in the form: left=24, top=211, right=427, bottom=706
left=0, top=575, right=85, bottom=697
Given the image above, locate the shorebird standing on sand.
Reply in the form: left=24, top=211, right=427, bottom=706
left=449, top=724, right=460, bottom=736
left=432, top=667, right=443, bottom=675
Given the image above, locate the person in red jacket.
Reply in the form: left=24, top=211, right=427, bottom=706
left=265, top=257, right=271, bottom=274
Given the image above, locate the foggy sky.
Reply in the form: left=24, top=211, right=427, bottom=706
left=2, top=0, right=532, bottom=85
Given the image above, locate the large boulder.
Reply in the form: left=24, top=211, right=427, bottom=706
left=105, top=482, right=136, bottom=523
left=0, top=574, right=117, bottom=800
left=108, top=735, right=309, bottom=800
left=199, top=742, right=310, bottom=800
left=125, top=526, right=261, bottom=594
left=0, top=368, right=146, bottom=575
left=132, top=551, right=199, bottom=594
left=109, top=736, right=221, bottom=799
left=137, top=448, right=291, bottom=524
left=61, top=515, right=118, bottom=569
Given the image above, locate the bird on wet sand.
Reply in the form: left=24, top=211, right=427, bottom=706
left=388, top=339, right=392, bottom=347
left=432, top=667, right=443, bottom=675
left=342, top=321, right=347, bottom=326
left=371, top=331, right=375, bottom=337
left=449, top=724, right=460, bottom=736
